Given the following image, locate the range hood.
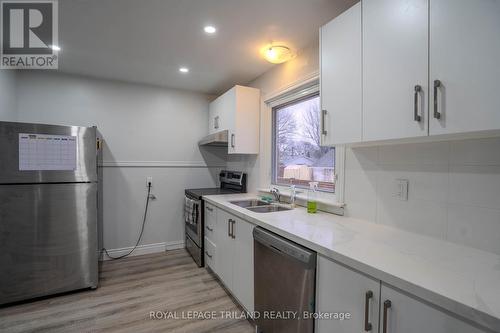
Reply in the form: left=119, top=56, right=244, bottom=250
left=198, top=130, right=228, bottom=147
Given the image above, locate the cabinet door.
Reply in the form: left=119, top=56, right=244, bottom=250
left=208, top=99, right=220, bottom=135
left=208, top=89, right=234, bottom=135
left=363, top=0, right=428, bottom=141
left=320, top=2, right=362, bottom=145
left=214, top=209, right=233, bottom=290
left=204, top=203, right=216, bottom=242
left=316, top=256, right=380, bottom=333
left=231, top=217, right=255, bottom=312
left=380, top=284, right=486, bottom=333
left=429, top=0, right=500, bottom=135
left=230, top=86, right=260, bottom=154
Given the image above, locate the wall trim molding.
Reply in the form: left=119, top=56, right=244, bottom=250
left=100, top=240, right=185, bottom=261
left=100, top=160, right=225, bottom=168
left=264, top=71, right=320, bottom=103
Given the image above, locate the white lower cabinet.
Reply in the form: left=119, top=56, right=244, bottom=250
left=316, top=255, right=380, bottom=332
left=380, top=284, right=486, bottom=333
left=316, top=256, right=488, bottom=333
left=212, top=207, right=254, bottom=312
left=214, top=209, right=234, bottom=290
left=232, top=216, right=254, bottom=313
left=204, top=237, right=216, bottom=270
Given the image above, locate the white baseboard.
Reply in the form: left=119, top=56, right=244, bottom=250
left=100, top=240, right=185, bottom=261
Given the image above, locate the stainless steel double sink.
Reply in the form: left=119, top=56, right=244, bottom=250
left=230, top=199, right=292, bottom=213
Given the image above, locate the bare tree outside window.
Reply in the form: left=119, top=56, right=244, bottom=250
left=273, top=94, right=335, bottom=192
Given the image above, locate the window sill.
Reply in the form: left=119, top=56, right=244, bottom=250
left=258, top=187, right=345, bottom=216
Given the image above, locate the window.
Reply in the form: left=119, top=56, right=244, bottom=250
left=272, top=93, right=335, bottom=192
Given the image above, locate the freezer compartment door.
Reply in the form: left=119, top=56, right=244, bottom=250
left=0, top=121, right=97, bottom=183
left=0, top=183, right=98, bottom=305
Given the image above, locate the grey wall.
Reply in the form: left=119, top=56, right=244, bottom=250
left=0, top=71, right=17, bottom=121
left=15, top=71, right=225, bottom=256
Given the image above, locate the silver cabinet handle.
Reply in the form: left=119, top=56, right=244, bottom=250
left=206, top=225, right=213, bottom=232
left=205, top=251, right=213, bottom=259
left=414, top=85, right=422, bottom=122
left=228, top=219, right=235, bottom=238
left=227, top=219, right=231, bottom=237
left=230, top=134, right=235, bottom=148
left=231, top=219, right=236, bottom=239
left=383, top=300, right=392, bottom=333
left=433, top=80, right=441, bottom=119
left=214, top=116, right=219, bottom=129
left=321, top=109, right=328, bottom=135
left=364, top=291, right=373, bottom=331
left=206, top=206, right=213, bottom=212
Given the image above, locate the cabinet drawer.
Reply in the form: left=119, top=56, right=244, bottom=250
left=205, top=203, right=216, bottom=241
left=204, top=237, right=216, bottom=270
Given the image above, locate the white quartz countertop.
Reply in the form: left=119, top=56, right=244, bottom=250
left=203, top=193, right=500, bottom=332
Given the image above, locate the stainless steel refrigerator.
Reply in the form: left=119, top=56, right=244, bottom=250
left=0, top=121, right=99, bottom=305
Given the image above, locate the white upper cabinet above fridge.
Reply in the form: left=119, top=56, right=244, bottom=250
left=208, top=85, right=260, bottom=154
left=363, top=0, right=429, bottom=142
left=429, top=0, right=500, bottom=136
left=320, top=2, right=362, bottom=146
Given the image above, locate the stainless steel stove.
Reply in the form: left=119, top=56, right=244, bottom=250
left=184, top=170, right=247, bottom=267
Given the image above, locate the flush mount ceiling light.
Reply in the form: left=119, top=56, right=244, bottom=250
left=179, top=67, right=189, bottom=73
left=261, top=44, right=294, bottom=64
left=204, top=25, right=217, bottom=34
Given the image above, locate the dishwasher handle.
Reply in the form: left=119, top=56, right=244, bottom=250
left=253, top=227, right=316, bottom=268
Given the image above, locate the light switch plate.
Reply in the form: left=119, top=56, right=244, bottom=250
left=395, top=179, right=409, bottom=201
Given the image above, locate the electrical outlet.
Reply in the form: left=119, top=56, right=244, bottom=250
left=146, top=176, right=153, bottom=188
left=395, top=179, right=409, bottom=201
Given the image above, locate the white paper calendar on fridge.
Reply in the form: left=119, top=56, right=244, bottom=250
left=19, top=133, right=77, bottom=171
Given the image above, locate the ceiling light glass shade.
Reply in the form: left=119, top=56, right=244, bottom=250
left=204, top=26, right=217, bottom=34
left=262, top=45, right=294, bottom=64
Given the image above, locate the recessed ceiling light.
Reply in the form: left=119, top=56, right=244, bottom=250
left=179, top=67, right=189, bottom=73
left=204, top=26, right=217, bottom=34
left=50, top=45, right=61, bottom=51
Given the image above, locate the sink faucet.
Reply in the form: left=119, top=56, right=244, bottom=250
left=270, top=187, right=280, bottom=203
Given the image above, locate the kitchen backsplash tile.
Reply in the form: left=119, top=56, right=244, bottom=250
left=450, top=137, right=500, bottom=166
left=447, top=204, right=500, bottom=255
left=448, top=165, right=500, bottom=210
left=345, top=137, right=500, bottom=255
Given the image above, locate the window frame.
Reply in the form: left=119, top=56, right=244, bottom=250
left=271, top=92, right=336, bottom=193
left=262, top=76, right=345, bottom=206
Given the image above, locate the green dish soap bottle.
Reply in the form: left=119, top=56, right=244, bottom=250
left=307, top=182, right=318, bottom=213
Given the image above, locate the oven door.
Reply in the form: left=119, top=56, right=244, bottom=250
left=184, top=196, right=202, bottom=247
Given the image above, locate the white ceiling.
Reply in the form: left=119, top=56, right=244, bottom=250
left=58, top=0, right=356, bottom=94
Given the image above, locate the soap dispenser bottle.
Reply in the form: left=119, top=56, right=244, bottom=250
left=307, top=182, right=318, bottom=213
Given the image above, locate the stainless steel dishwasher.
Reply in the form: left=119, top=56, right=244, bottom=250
left=253, top=227, right=316, bottom=333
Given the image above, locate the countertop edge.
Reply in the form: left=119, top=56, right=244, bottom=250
left=203, top=195, right=500, bottom=333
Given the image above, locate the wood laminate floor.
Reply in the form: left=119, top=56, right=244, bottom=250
left=0, top=249, right=255, bottom=333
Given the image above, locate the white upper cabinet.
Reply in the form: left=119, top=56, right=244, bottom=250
left=429, top=0, right=500, bottom=136
left=320, top=2, right=362, bottom=146
left=363, top=0, right=429, bottom=142
left=208, top=85, right=260, bottom=154
left=320, top=0, right=500, bottom=145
